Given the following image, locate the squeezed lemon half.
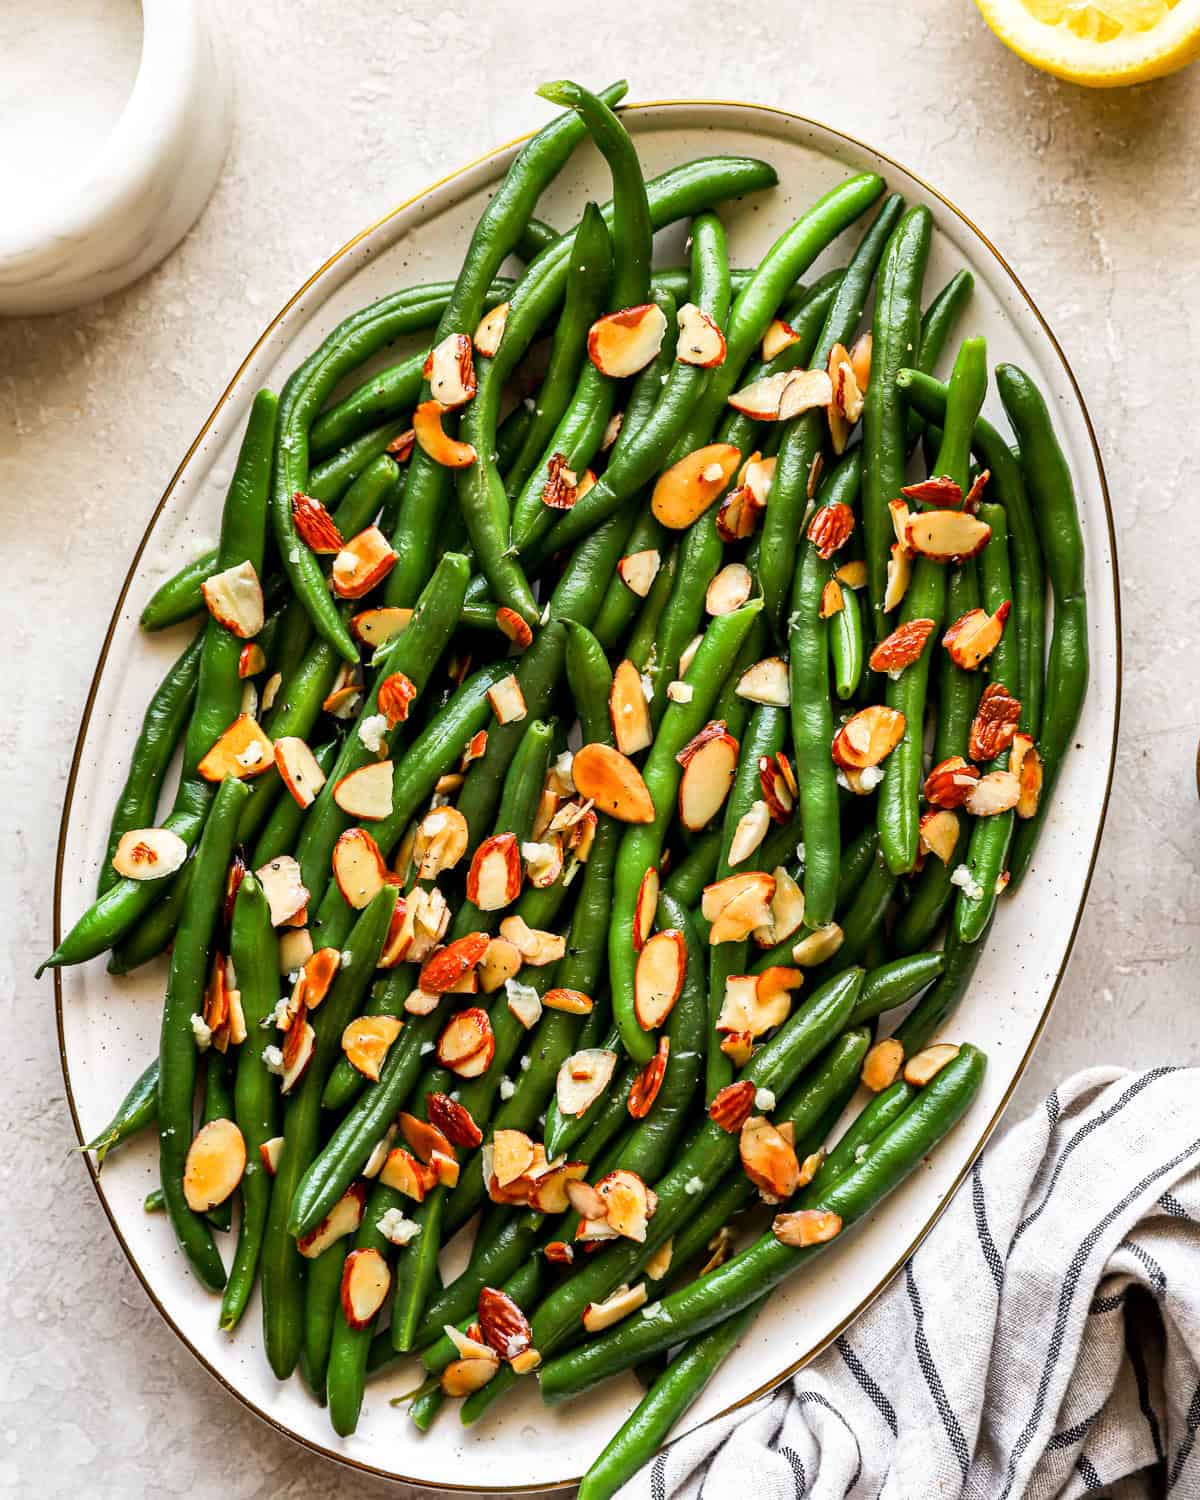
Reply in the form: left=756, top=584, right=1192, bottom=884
left=974, top=0, right=1200, bottom=84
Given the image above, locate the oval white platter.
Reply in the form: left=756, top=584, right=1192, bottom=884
left=54, top=101, right=1120, bottom=1494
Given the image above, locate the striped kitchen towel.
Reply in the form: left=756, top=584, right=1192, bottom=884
left=617, top=1067, right=1200, bottom=1500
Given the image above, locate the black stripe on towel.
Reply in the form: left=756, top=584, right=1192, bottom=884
left=836, top=1336, right=898, bottom=1437
left=778, top=1444, right=808, bottom=1499
left=973, top=1158, right=1005, bottom=1296
left=1168, top=1382, right=1200, bottom=1490
left=906, top=1261, right=970, bottom=1480
left=790, top=1391, right=863, bottom=1496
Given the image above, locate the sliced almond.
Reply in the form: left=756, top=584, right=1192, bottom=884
left=340, top=1248, right=391, bottom=1329
left=273, top=736, right=327, bottom=809
left=836, top=559, right=868, bottom=589
left=634, top=929, right=687, bottom=1030
left=331, top=828, right=386, bottom=910
left=651, top=443, right=741, bottom=529
left=832, top=705, right=906, bottom=770
left=280, top=1014, right=315, bottom=1093
left=906, top=509, right=991, bottom=563
left=965, top=768, right=1021, bottom=817
left=727, top=369, right=795, bottom=420
left=331, top=525, right=399, bottom=599
left=413, top=399, right=477, bottom=468
left=378, top=672, right=417, bottom=728
left=255, top=855, right=308, bottom=927
left=778, top=367, right=835, bottom=420
left=297, top=1181, right=367, bottom=1258
left=332, top=761, right=394, bottom=821
left=753, top=865, right=806, bottom=948
left=678, top=727, right=738, bottom=832
left=111, top=827, right=188, bottom=882
left=426, top=1092, right=483, bottom=1149
left=705, top=562, right=753, bottom=617
left=441, top=1355, right=500, bottom=1396
left=566, top=1178, right=608, bottom=1221
left=735, top=656, right=790, bottom=707
left=904, top=1043, right=960, bottom=1086
left=437, top=1007, right=495, bottom=1079
left=478, top=936, right=522, bottom=994
left=182, top=1118, right=245, bottom=1212
left=351, top=605, right=412, bottom=648
left=478, top=1284, right=534, bottom=1363
left=884, top=543, right=913, bottom=613
left=259, top=1136, right=284, bottom=1176
left=505, top=977, right=542, bottom=1030
left=633, top=867, right=660, bottom=951
left=423, top=331, right=477, bottom=407
left=702, top=870, right=777, bottom=945
left=617, top=549, right=661, bottom=598
left=341, top=1015, right=403, bottom=1081
left=491, top=1128, right=536, bottom=1188
left=496, top=607, right=533, bottom=649
left=197, top=714, right=274, bottom=781
left=740, top=1115, right=801, bottom=1200
left=762, top=318, right=799, bottom=361
left=323, top=662, right=363, bottom=721
left=923, top=755, right=982, bottom=810
left=869, top=618, right=936, bottom=675
left=1011, top=733, right=1043, bottom=819
left=791, top=922, right=843, bottom=967
left=676, top=301, right=726, bottom=367
left=861, top=1037, right=904, bottom=1092
left=412, top=805, right=469, bottom=880
left=380, top=1146, right=437, bottom=1201
left=466, top=832, right=522, bottom=910
left=543, top=987, right=593, bottom=1015
left=728, top=799, right=771, bottom=866
left=445, top=1324, right=496, bottom=1363
left=919, top=808, right=961, bottom=865
left=487, top=673, right=527, bottom=725
left=610, top=658, right=653, bottom=756
left=943, top=601, right=1011, bottom=670
left=588, top=302, right=668, bottom=377
left=572, top=742, right=654, bottom=823
left=556, top=1048, right=617, bottom=1117
left=291, top=491, right=344, bottom=554
left=418, top=932, right=490, bottom=994
left=596, top=1169, right=654, bottom=1242
left=772, top=1209, right=842, bottom=1248
left=473, top=302, right=509, bottom=358
left=582, top=1282, right=647, bottom=1333
left=522, top=835, right=563, bottom=888
left=201, top=560, right=264, bottom=639
left=717, top=972, right=790, bottom=1041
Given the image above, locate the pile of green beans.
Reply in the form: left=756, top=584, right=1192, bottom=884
left=57, top=75, right=1090, bottom=1495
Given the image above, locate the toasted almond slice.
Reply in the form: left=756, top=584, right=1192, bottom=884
left=332, top=761, right=393, bottom=822
left=466, top=832, right=522, bottom=910
left=791, top=922, right=844, bottom=967
left=601, top=410, right=623, bottom=450
left=677, top=633, right=703, bottom=679
left=923, top=756, right=981, bottom=810
left=676, top=301, right=726, bottom=367
left=735, top=656, right=790, bottom=707
left=832, top=705, right=906, bottom=770
left=182, top=1118, right=245, bottom=1212
left=942, top=602, right=1012, bottom=669
left=906, top=508, right=991, bottom=563
left=487, top=673, right=526, bottom=725
left=198, top=714, right=274, bottom=781
left=445, top=1324, right=496, bottom=1363
left=820, top=578, right=845, bottom=618
left=331, top=828, right=386, bottom=910
left=965, top=768, right=1021, bottom=817
left=719, top=1030, right=753, bottom=1066
left=419, top=932, right=490, bottom=994
left=397, top=1112, right=456, bottom=1167
left=632, top=867, right=660, bottom=952
left=566, top=1178, right=608, bottom=1221
left=291, top=491, right=344, bottom=554
left=884, top=542, right=913, bottom=613
left=610, top=658, right=653, bottom=756
left=341, top=1015, right=403, bottom=1081
left=474, top=301, right=509, bottom=357
left=340, top=1248, right=391, bottom=1329
left=350, top=605, right=412, bottom=648
left=361, top=1124, right=397, bottom=1179
left=238, top=642, right=266, bottom=679
left=300, top=946, right=340, bottom=1010
left=779, top=367, right=835, bottom=420
left=762, top=317, right=799, bottom=361
left=772, top=1208, right=842, bottom=1248
left=862, top=1037, right=904, bottom=1092
left=705, top=561, right=753, bottom=617
left=678, top=729, right=738, bottom=832
left=413, top=399, right=477, bottom=468
left=752, top=864, right=806, bottom=948
left=756, top=965, right=804, bottom=1003
left=541, top=451, right=578, bottom=511
left=201, top=560, right=264, bottom=638
left=596, top=1169, right=653, bottom=1242
left=588, top=302, right=668, bottom=378
left=323, top=662, right=364, bottom=721
left=495, top=606, right=534, bottom=651
left=427, top=1092, right=483, bottom=1149
left=727, top=369, right=794, bottom=419
left=259, top=1136, right=284, bottom=1176
left=260, top=671, right=282, bottom=713
left=496, top=918, right=564, bottom=967
left=279, top=1010, right=315, bottom=1093
left=274, top=736, right=327, bottom=809
left=583, top=1282, right=648, bottom=1332
left=849, top=330, right=872, bottom=390
left=709, top=1078, right=756, bottom=1132
left=902, top=474, right=962, bottom=506
left=758, top=755, right=794, bottom=824
left=904, top=1042, right=960, bottom=1086
left=869, top=618, right=936, bottom=675
left=511, top=1347, right=542, bottom=1375
left=278, top=926, right=313, bottom=977
left=437, top=1007, right=495, bottom=1078
left=634, top=929, right=687, bottom=1030
left=617, top=549, right=661, bottom=598
left=969, top=682, right=1022, bottom=762
left=702, top=870, right=777, bottom=944
left=715, top=481, right=765, bottom=543
left=740, top=1115, right=801, bottom=1200
left=255, top=855, right=308, bottom=927
left=572, top=742, right=654, bottom=823
left=919, top=808, right=961, bottom=866
left=836, top=559, right=868, bottom=589
left=111, top=827, right=188, bottom=882
left=626, top=1034, right=670, bottom=1120
left=380, top=1146, right=437, bottom=1200
left=424, top=332, right=476, bottom=407
left=477, top=936, right=522, bottom=994
left=717, top=973, right=789, bottom=1040
left=808, top=501, right=855, bottom=561
left=1011, top=733, right=1043, bottom=818
left=478, top=1285, right=534, bottom=1362
left=331, top=525, right=399, bottom=599
left=412, top=805, right=469, bottom=881
left=556, top=1048, right=617, bottom=1117
left=728, top=799, right=771, bottom=866
left=521, top=835, right=562, bottom=888
left=505, top=976, right=543, bottom=1030
left=651, top=443, right=741, bottom=530
left=543, top=987, right=593, bottom=1015
left=377, top=672, right=417, bottom=729
left=297, top=1181, right=367, bottom=1258
left=441, top=1355, right=500, bottom=1396
left=491, top=1128, right=536, bottom=1188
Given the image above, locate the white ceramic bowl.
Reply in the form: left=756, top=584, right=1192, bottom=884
left=0, top=0, right=231, bottom=316
left=53, top=102, right=1120, bottom=1495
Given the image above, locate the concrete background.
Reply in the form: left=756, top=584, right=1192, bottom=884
left=3, top=2, right=1198, bottom=1495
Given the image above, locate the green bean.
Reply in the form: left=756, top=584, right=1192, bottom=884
left=759, top=193, right=905, bottom=634
left=81, top=1058, right=158, bottom=1166
left=157, top=776, right=249, bottom=1289
left=611, top=600, right=763, bottom=1064
left=895, top=367, right=1045, bottom=736
left=662, top=830, right=721, bottom=907
left=892, top=923, right=990, bottom=1058
left=836, top=824, right=879, bottom=912
left=306, top=420, right=409, bottom=506
left=200, top=1049, right=237, bottom=1232
left=591, top=510, right=671, bottom=653
left=848, top=952, right=944, bottom=1026
left=830, top=578, right=865, bottom=700
left=537, top=1045, right=986, bottom=1401
left=327, top=1177, right=407, bottom=1434
left=250, top=740, right=337, bottom=868
left=219, top=874, right=281, bottom=1329
left=140, top=552, right=221, bottom=632
left=862, top=206, right=932, bottom=632
left=995, top=363, right=1088, bottom=886
left=261, top=883, right=398, bottom=1377
left=321, top=965, right=416, bottom=1113
left=803, top=1079, right=918, bottom=1194
left=97, top=632, right=203, bottom=896
left=503, top=202, right=613, bottom=501
left=878, top=338, right=987, bottom=875
left=904, top=270, right=974, bottom=449
left=300, top=1238, right=348, bottom=1400
left=814, top=846, right=897, bottom=979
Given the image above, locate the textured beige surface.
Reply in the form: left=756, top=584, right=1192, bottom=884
left=2, top=3, right=1198, bottom=1496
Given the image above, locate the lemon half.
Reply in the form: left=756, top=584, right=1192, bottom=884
left=974, top=0, right=1200, bottom=85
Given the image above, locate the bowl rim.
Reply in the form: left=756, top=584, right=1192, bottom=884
left=51, top=97, right=1122, bottom=1493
